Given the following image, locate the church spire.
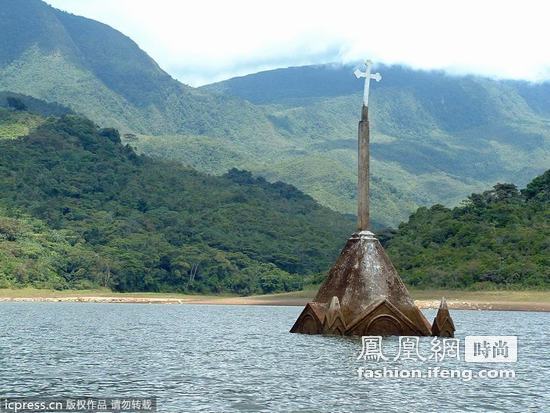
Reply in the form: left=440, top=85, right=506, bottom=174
left=354, top=60, right=381, bottom=231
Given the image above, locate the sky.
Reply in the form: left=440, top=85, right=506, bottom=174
left=46, top=0, right=550, bottom=87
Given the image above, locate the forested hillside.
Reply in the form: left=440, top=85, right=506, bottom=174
left=0, top=108, right=354, bottom=293
left=1, top=0, right=549, bottom=227
left=0, top=104, right=546, bottom=292
left=0, top=0, right=281, bottom=145
left=201, top=65, right=550, bottom=225
left=384, top=172, right=549, bottom=289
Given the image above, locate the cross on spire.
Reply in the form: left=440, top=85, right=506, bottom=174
left=354, top=60, right=382, bottom=107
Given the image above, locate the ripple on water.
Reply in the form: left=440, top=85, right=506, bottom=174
left=0, top=303, right=547, bottom=412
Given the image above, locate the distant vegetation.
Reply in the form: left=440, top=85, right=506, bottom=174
left=384, top=173, right=550, bottom=289
left=1, top=0, right=548, bottom=227
left=0, top=109, right=354, bottom=293
left=0, top=91, right=73, bottom=116
left=0, top=92, right=73, bottom=139
left=202, top=65, right=550, bottom=227
left=0, top=2, right=547, bottom=293
left=0, top=107, right=547, bottom=293
left=0, top=108, right=44, bottom=139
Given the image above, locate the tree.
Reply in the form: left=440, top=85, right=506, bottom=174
left=6, top=97, right=27, bottom=111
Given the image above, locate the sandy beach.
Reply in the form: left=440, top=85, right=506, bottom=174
left=0, top=288, right=548, bottom=312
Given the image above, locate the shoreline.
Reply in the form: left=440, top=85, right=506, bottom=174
left=0, top=289, right=548, bottom=312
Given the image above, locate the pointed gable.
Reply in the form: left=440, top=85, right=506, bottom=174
left=290, top=302, right=326, bottom=335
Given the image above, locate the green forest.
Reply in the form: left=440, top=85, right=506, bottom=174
left=384, top=173, right=549, bottom=289
left=1, top=0, right=550, bottom=294
left=2, top=0, right=548, bottom=228
left=0, top=108, right=354, bottom=293
left=0, top=106, right=548, bottom=293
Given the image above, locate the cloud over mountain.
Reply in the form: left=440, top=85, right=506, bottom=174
left=47, top=0, right=550, bottom=86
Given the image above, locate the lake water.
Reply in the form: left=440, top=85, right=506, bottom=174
left=0, top=303, right=547, bottom=412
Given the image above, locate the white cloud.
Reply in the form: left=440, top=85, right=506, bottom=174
left=46, top=0, right=550, bottom=86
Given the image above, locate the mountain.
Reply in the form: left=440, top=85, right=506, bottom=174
left=201, top=65, right=550, bottom=225
left=0, top=0, right=286, bottom=146
left=0, top=107, right=354, bottom=293
left=1, top=0, right=548, bottom=227
left=383, top=171, right=550, bottom=289
left=1, top=105, right=546, bottom=292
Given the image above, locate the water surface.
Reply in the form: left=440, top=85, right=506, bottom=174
left=0, top=303, right=547, bottom=412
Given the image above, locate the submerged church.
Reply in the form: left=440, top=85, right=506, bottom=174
left=290, top=61, right=455, bottom=338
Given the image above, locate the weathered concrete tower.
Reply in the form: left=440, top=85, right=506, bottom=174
left=291, top=61, right=454, bottom=337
